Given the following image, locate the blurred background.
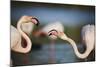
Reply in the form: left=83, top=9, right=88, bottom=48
left=11, top=1, right=95, bottom=66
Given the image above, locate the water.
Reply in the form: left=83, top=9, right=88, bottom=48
left=11, top=43, right=95, bottom=66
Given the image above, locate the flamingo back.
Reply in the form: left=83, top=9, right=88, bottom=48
left=81, top=24, right=95, bottom=51
left=11, top=26, right=21, bottom=48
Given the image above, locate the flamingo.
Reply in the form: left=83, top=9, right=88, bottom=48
left=21, top=22, right=34, bottom=35
left=11, top=16, right=39, bottom=53
left=42, top=22, right=95, bottom=59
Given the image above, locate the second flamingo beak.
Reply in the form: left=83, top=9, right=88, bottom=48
left=48, top=29, right=58, bottom=36
left=31, top=17, right=39, bottom=26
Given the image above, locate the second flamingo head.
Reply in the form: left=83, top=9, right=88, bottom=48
left=42, top=22, right=65, bottom=40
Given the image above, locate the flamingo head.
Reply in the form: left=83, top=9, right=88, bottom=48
left=19, top=16, right=39, bottom=35
left=42, top=22, right=64, bottom=40
left=48, top=29, right=68, bottom=40
left=20, top=15, right=39, bottom=26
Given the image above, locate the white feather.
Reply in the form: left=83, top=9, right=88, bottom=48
left=42, top=22, right=64, bottom=34
left=21, top=22, right=34, bottom=35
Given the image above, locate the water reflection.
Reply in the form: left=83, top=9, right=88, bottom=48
left=11, top=43, right=95, bottom=66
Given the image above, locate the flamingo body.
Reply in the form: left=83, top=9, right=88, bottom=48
left=82, top=25, right=95, bottom=51
left=11, top=25, right=21, bottom=48
left=11, top=16, right=39, bottom=53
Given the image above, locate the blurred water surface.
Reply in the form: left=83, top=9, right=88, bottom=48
left=11, top=43, right=95, bottom=66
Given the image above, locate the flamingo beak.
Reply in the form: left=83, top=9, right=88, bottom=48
left=31, top=17, right=39, bottom=26
left=48, top=29, right=58, bottom=36
left=48, top=33, right=53, bottom=36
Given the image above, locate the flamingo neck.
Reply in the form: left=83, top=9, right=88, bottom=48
left=59, top=33, right=92, bottom=59
left=17, top=21, right=32, bottom=53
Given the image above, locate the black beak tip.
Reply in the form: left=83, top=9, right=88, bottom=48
left=48, top=33, right=52, bottom=36
left=32, top=17, right=40, bottom=26
left=34, top=18, right=39, bottom=26
left=36, top=21, right=39, bottom=26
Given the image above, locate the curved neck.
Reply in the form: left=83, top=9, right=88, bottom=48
left=60, top=33, right=92, bottom=59
left=16, top=20, right=32, bottom=53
